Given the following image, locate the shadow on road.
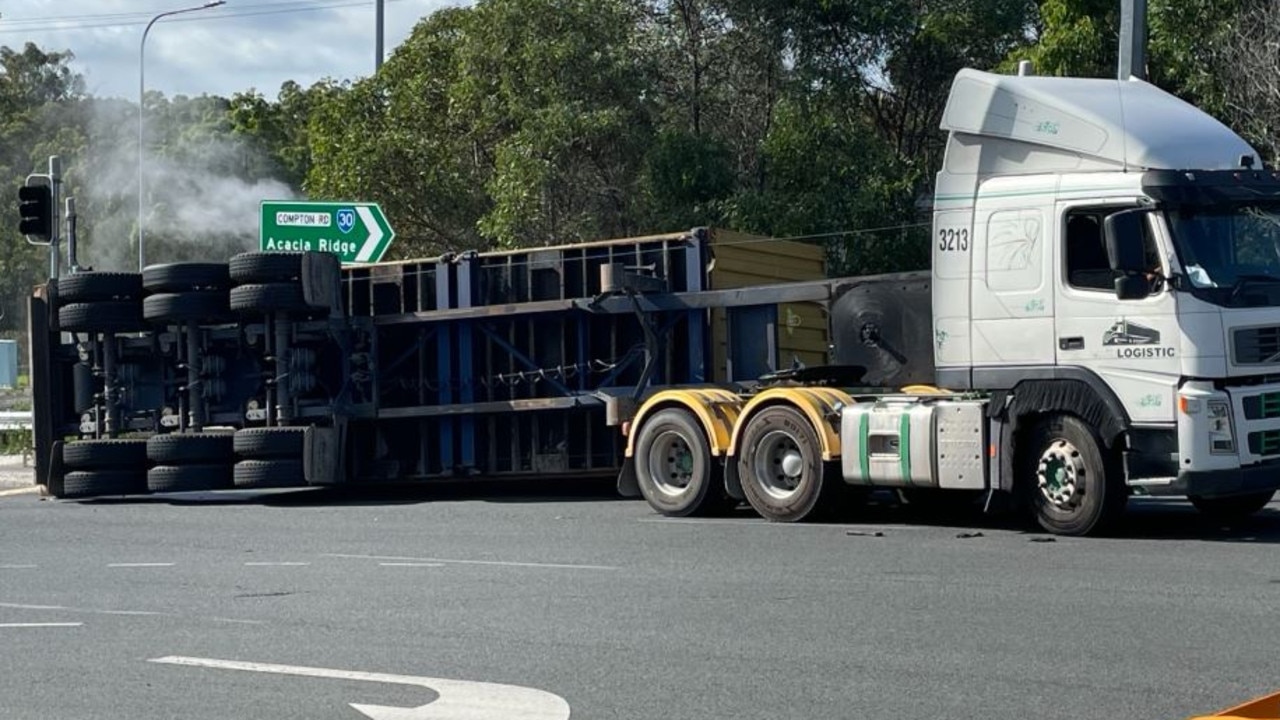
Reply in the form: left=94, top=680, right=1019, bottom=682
left=62, top=484, right=1280, bottom=543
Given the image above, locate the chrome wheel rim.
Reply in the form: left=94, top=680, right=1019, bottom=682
left=1037, top=439, right=1085, bottom=509
left=648, top=430, right=696, bottom=496
left=753, top=430, right=805, bottom=501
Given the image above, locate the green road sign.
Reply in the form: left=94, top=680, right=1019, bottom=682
left=259, top=201, right=395, bottom=263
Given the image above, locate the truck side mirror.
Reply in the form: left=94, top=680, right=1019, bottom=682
left=1104, top=211, right=1147, bottom=273
left=1114, top=274, right=1150, bottom=300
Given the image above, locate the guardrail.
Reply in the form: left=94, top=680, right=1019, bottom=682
left=0, top=411, right=32, bottom=430
left=0, top=411, right=33, bottom=465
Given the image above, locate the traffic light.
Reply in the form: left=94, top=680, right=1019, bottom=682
left=18, top=183, right=52, bottom=239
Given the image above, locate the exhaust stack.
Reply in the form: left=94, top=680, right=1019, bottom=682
left=1118, top=0, right=1147, bottom=80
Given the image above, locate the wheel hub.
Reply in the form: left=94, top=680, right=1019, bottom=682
left=753, top=431, right=805, bottom=501
left=648, top=431, right=696, bottom=496
left=1037, top=439, right=1084, bottom=508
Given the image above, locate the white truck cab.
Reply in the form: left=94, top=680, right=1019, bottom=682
left=933, top=68, right=1280, bottom=514
left=623, top=66, right=1280, bottom=536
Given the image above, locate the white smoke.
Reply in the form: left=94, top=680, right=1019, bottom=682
left=71, top=95, right=299, bottom=272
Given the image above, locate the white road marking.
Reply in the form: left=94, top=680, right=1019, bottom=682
left=244, top=562, right=311, bottom=567
left=378, top=563, right=445, bottom=568
left=148, top=656, right=571, bottom=720
left=107, top=563, right=176, bottom=568
left=0, top=601, right=263, bottom=626
left=0, top=622, right=82, bottom=628
left=325, top=553, right=617, bottom=571
left=101, top=610, right=163, bottom=617
left=0, top=564, right=38, bottom=569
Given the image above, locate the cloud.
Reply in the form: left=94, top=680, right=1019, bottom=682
left=2, top=0, right=467, bottom=100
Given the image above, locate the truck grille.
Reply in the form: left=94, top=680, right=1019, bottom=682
left=1243, top=392, right=1280, bottom=420
left=1247, top=429, right=1280, bottom=456
left=1234, top=326, right=1280, bottom=365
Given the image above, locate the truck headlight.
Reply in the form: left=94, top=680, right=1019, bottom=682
left=1207, top=400, right=1235, bottom=454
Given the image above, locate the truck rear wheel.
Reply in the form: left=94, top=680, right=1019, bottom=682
left=62, top=469, right=147, bottom=499
left=736, top=405, right=839, bottom=522
left=147, top=464, right=233, bottom=493
left=634, top=409, right=728, bottom=516
left=1189, top=491, right=1274, bottom=522
left=1023, top=415, right=1125, bottom=536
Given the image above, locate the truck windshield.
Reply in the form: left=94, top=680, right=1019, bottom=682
left=1166, top=205, right=1280, bottom=305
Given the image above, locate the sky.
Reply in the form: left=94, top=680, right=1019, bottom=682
left=1, top=0, right=466, bottom=101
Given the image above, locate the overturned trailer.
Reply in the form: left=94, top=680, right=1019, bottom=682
left=29, top=227, right=926, bottom=497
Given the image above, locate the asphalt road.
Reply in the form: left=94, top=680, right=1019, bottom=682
left=0, top=483, right=1277, bottom=720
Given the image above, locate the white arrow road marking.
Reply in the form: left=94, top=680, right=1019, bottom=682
left=354, top=206, right=384, bottom=262
left=148, top=656, right=571, bottom=720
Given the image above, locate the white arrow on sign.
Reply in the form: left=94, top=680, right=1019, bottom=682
left=354, top=206, right=385, bottom=263
left=148, top=656, right=571, bottom=720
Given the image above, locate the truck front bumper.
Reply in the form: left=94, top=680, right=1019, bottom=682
left=1172, top=461, right=1280, bottom=498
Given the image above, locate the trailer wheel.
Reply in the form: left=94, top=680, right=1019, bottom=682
left=62, top=469, right=147, bottom=499
left=56, top=272, right=142, bottom=303
left=233, top=427, right=306, bottom=459
left=230, top=252, right=303, bottom=284
left=1023, top=415, right=1126, bottom=536
left=633, top=409, right=729, bottom=516
left=147, top=464, right=233, bottom=493
left=1189, top=491, right=1275, bottom=522
left=142, top=263, right=230, bottom=293
left=147, top=432, right=234, bottom=464
left=58, top=301, right=145, bottom=334
left=143, top=291, right=232, bottom=325
left=229, top=283, right=309, bottom=314
left=63, top=439, right=147, bottom=469
left=736, top=405, right=840, bottom=522
left=234, top=459, right=306, bottom=489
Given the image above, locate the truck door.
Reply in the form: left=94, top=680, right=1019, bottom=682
left=1053, top=202, right=1179, bottom=424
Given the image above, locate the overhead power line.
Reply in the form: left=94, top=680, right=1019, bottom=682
left=0, top=0, right=413, bottom=34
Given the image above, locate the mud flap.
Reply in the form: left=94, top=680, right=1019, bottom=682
left=300, top=252, right=343, bottom=317
left=303, top=425, right=342, bottom=485
left=617, top=458, right=640, bottom=497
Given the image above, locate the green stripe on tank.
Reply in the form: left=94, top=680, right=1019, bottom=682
left=859, top=412, right=871, bottom=485
left=899, top=412, right=912, bottom=486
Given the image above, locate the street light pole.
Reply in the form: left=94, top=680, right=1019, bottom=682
left=138, top=0, right=225, bottom=272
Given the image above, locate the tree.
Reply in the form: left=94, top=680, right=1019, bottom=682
left=1212, top=0, right=1280, bottom=161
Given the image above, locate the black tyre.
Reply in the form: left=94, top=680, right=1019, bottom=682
left=58, top=301, right=145, bottom=334
left=143, top=292, right=231, bottom=324
left=62, top=439, right=147, bottom=469
left=147, top=464, right=233, bottom=493
left=1189, top=491, right=1275, bottom=522
left=634, top=408, right=730, bottom=516
left=56, top=272, right=142, bottom=303
left=736, top=405, right=842, bottom=522
left=233, top=426, right=306, bottom=459
left=142, top=263, right=230, bottom=293
left=233, top=459, right=306, bottom=489
left=230, top=252, right=303, bottom=284
left=61, top=469, right=147, bottom=499
left=229, top=283, right=308, bottom=314
left=1022, top=415, right=1126, bottom=536
left=146, top=432, right=234, bottom=464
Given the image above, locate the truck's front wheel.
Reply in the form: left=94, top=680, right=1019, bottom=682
left=1023, top=415, right=1125, bottom=536
left=634, top=409, right=728, bottom=516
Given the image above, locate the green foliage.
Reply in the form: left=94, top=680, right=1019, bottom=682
left=1, top=0, right=1275, bottom=297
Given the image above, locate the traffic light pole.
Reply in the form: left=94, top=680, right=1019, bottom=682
left=47, top=155, right=61, bottom=280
